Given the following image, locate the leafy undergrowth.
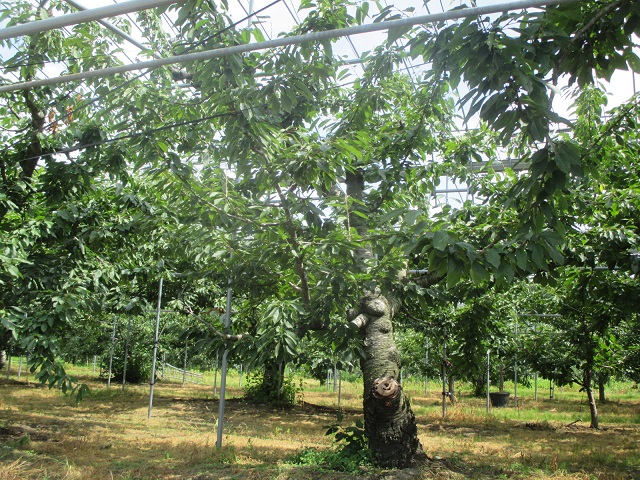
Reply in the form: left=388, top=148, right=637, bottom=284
left=0, top=371, right=639, bottom=479
left=288, top=415, right=372, bottom=474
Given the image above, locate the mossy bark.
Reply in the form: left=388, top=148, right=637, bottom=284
left=352, top=294, right=424, bottom=468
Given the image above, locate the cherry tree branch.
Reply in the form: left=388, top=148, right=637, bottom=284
left=182, top=305, right=249, bottom=342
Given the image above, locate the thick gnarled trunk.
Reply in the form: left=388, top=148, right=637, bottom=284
left=352, top=294, right=423, bottom=468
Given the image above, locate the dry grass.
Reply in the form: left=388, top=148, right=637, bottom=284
left=0, top=368, right=639, bottom=479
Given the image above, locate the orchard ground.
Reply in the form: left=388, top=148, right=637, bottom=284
left=1, top=361, right=639, bottom=479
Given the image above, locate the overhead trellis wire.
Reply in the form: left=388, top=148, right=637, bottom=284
left=0, top=0, right=580, bottom=94
left=181, top=0, right=282, bottom=52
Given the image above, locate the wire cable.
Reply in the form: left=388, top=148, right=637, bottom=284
left=173, top=0, right=281, bottom=53
left=11, top=58, right=432, bottom=165
left=2, top=2, right=281, bottom=155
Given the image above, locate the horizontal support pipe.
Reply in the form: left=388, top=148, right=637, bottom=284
left=435, top=188, right=468, bottom=194
left=467, top=159, right=530, bottom=172
left=0, top=0, right=184, bottom=41
left=0, top=0, right=578, bottom=93
left=62, top=0, right=161, bottom=59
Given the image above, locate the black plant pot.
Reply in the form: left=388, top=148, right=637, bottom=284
left=489, top=391, right=511, bottom=408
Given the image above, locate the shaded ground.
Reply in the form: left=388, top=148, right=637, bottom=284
left=0, top=374, right=639, bottom=480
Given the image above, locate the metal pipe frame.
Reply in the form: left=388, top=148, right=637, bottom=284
left=0, top=0, right=184, bottom=42
left=0, top=0, right=579, bottom=93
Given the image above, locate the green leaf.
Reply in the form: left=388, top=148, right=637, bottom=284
left=404, top=209, right=421, bottom=226
left=433, top=230, right=450, bottom=251
left=447, top=256, right=463, bottom=288
left=387, top=25, right=411, bottom=45
left=379, top=208, right=404, bottom=223
left=554, top=140, right=582, bottom=174
left=485, top=249, right=501, bottom=268
left=252, top=27, right=265, bottom=43
left=515, top=249, right=528, bottom=271
left=470, top=261, right=489, bottom=284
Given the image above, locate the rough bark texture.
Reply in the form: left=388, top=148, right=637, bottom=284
left=354, top=294, right=424, bottom=468
left=345, top=168, right=424, bottom=468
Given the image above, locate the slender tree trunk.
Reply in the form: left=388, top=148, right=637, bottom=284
left=448, top=375, right=456, bottom=405
left=597, top=375, right=606, bottom=403
left=352, top=294, right=424, bottom=468
left=0, top=350, right=5, bottom=370
left=584, top=369, right=599, bottom=429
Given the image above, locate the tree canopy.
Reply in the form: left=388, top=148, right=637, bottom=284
left=1, top=0, right=639, bottom=466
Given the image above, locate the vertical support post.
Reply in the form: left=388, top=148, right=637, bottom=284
left=247, top=0, right=255, bottom=27
left=161, top=352, right=166, bottom=378
left=5, top=345, right=12, bottom=380
left=182, top=340, right=188, bottom=386
left=333, top=363, right=338, bottom=393
left=107, top=315, right=117, bottom=388
left=92, top=355, right=97, bottom=374
left=442, top=329, right=447, bottom=419
left=514, top=319, right=518, bottom=408
left=486, top=349, right=490, bottom=413
left=278, top=362, right=284, bottom=401
left=216, top=277, right=233, bottom=448
left=17, top=356, right=23, bottom=379
left=533, top=323, right=538, bottom=401
left=122, top=316, right=131, bottom=392
left=425, top=338, right=429, bottom=395
left=337, top=368, right=342, bottom=408
left=148, top=277, right=163, bottom=419
left=213, top=353, right=219, bottom=398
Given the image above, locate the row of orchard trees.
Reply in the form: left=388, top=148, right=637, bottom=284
left=396, top=276, right=640, bottom=429
left=2, top=0, right=640, bottom=469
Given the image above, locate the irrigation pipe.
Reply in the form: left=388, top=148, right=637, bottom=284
left=0, top=0, right=579, bottom=94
